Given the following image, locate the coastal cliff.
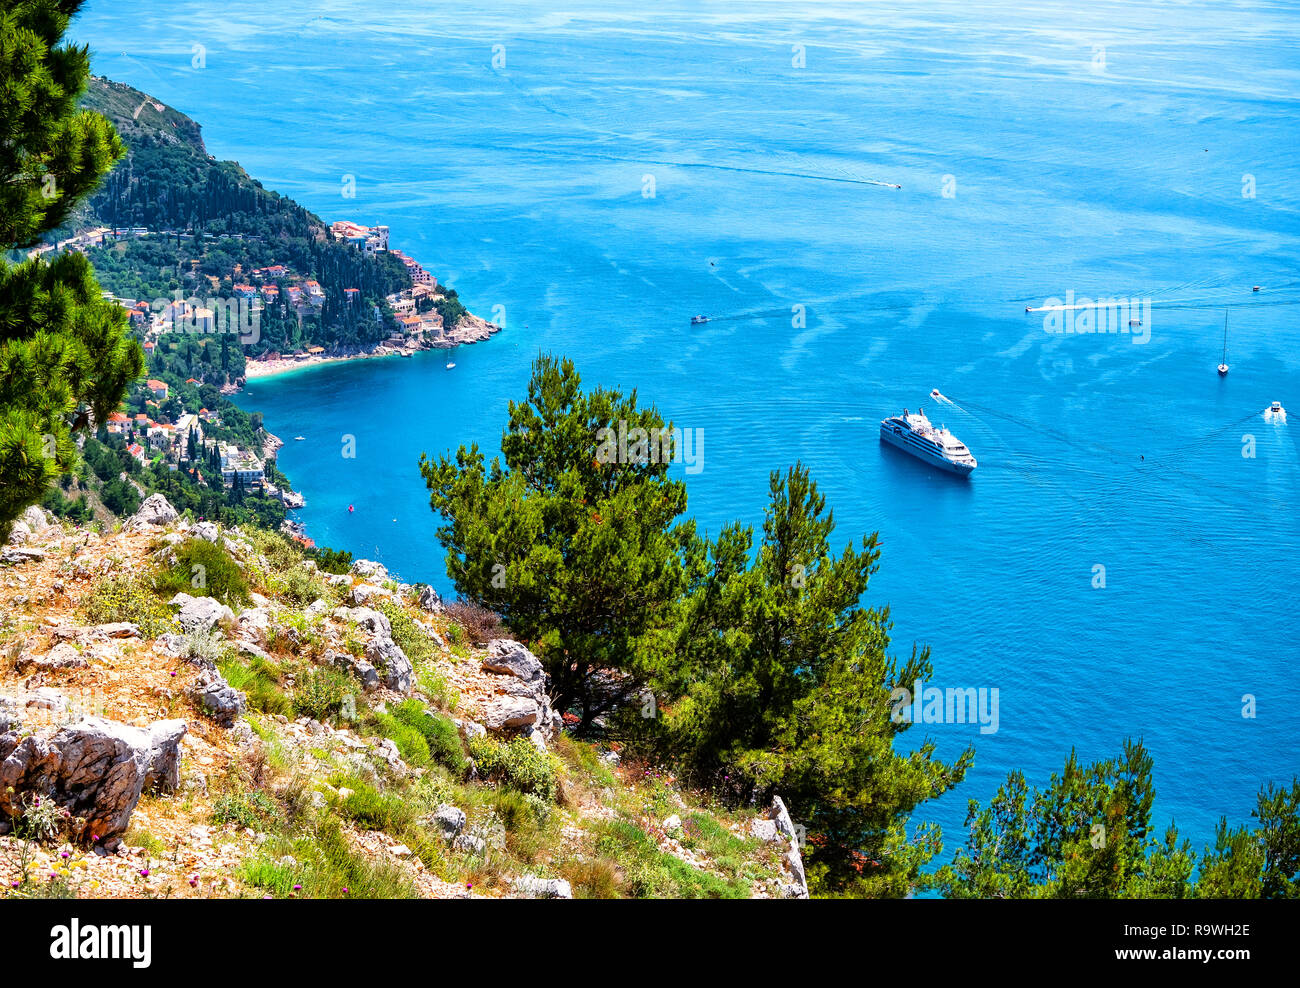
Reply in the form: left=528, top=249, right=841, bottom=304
left=0, top=500, right=806, bottom=899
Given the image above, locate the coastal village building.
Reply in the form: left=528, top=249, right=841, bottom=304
left=148, top=424, right=175, bottom=450
left=159, top=300, right=214, bottom=334
left=329, top=221, right=389, bottom=254
left=215, top=441, right=265, bottom=490
left=389, top=249, right=435, bottom=286
left=146, top=379, right=169, bottom=400
left=174, top=413, right=203, bottom=445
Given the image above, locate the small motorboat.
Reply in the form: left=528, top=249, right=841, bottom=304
left=1129, top=319, right=1142, bottom=327
left=1217, top=312, right=1229, bottom=376
left=930, top=388, right=941, bottom=399
left=294, top=435, right=306, bottom=441
left=446, top=362, right=456, bottom=369
left=690, top=315, right=709, bottom=325
left=1253, top=286, right=1262, bottom=292
left=1266, top=400, right=1285, bottom=419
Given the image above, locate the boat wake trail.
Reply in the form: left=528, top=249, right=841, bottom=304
left=943, top=395, right=1291, bottom=512
left=927, top=388, right=970, bottom=414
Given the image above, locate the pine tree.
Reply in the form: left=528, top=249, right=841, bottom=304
left=935, top=742, right=1300, bottom=899
left=419, top=354, right=691, bottom=728
left=661, top=464, right=973, bottom=895
left=0, top=0, right=142, bottom=541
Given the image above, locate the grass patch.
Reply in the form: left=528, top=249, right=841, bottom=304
left=588, top=819, right=750, bottom=899
left=372, top=712, right=432, bottom=768
left=491, top=789, right=556, bottom=863
left=123, top=827, right=168, bottom=858
left=555, top=735, right=617, bottom=789
left=375, top=600, right=433, bottom=666
left=239, top=818, right=417, bottom=899
left=335, top=780, right=415, bottom=834
left=678, top=812, right=754, bottom=876
left=211, top=786, right=280, bottom=831
left=219, top=655, right=291, bottom=717
left=82, top=574, right=174, bottom=637
left=416, top=664, right=459, bottom=711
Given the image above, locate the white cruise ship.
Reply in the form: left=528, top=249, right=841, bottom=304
left=880, top=407, right=977, bottom=475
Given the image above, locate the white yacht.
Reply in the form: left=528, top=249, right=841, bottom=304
left=880, top=406, right=977, bottom=475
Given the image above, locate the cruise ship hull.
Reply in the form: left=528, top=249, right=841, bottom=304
left=879, top=422, right=976, bottom=475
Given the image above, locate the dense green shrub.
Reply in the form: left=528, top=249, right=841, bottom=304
left=388, top=699, right=465, bottom=772
left=155, top=538, right=249, bottom=607
left=243, top=527, right=304, bottom=573
left=312, top=546, right=353, bottom=575
left=278, top=567, right=326, bottom=608
left=293, top=667, right=355, bottom=723
left=467, top=735, right=560, bottom=802
left=372, top=712, right=431, bottom=768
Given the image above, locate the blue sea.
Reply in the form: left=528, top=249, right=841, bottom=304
left=76, top=0, right=1299, bottom=858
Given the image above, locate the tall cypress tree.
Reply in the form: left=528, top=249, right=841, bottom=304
left=0, top=0, right=142, bottom=541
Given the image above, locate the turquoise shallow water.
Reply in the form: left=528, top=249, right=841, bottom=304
left=76, top=0, right=1300, bottom=854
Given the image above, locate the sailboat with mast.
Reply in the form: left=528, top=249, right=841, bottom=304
left=1217, top=312, right=1229, bottom=376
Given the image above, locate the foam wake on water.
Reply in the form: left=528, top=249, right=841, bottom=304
left=931, top=393, right=1292, bottom=513
left=927, top=388, right=969, bottom=414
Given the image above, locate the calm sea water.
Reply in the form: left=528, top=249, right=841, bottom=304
left=77, top=0, right=1299, bottom=855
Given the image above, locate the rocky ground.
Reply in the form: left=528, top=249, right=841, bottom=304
left=0, top=499, right=806, bottom=899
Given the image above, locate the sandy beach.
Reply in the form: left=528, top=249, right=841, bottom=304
left=241, top=315, right=500, bottom=382
left=242, top=349, right=405, bottom=381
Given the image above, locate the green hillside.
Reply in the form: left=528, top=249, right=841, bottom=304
left=59, top=77, right=411, bottom=362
